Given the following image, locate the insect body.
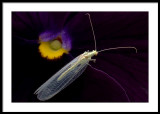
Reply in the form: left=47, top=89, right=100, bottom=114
left=34, top=13, right=137, bottom=101
left=34, top=50, right=98, bottom=101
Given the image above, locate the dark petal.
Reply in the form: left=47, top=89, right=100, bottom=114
left=93, top=52, right=148, bottom=102
left=12, top=12, right=71, bottom=41
left=82, top=66, right=130, bottom=102
left=67, top=12, right=148, bottom=102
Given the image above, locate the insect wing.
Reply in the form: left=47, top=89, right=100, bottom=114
left=34, top=54, right=89, bottom=101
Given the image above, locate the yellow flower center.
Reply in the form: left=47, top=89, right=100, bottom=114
left=38, top=38, right=69, bottom=60
left=50, top=40, right=62, bottom=51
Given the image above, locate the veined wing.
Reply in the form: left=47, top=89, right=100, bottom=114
left=34, top=54, right=89, bottom=101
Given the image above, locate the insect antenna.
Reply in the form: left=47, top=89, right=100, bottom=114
left=98, top=46, right=137, bottom=53
left=86, top=13, right=137, bottom=54
left=86, top=13, right=97, bottom=51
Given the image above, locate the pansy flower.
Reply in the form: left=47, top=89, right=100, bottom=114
left=12, top=12, right=148, bottom=102
left=38, top=30, right=71, bottom=60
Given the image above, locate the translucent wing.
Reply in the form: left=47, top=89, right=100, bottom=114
left=34, top=53, right=90, bottom=101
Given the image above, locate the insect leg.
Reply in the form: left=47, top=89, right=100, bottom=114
left=90, top=59, right=96, bottom=63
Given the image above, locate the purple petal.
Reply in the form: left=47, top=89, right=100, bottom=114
left=39, top=31, right=59, bottom=42
left=61, top=30, right=72, bottom=50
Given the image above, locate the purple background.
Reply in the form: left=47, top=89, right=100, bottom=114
left=12, top=12, right=148, bottom=102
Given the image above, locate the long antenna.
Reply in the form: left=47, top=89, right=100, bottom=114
left=86, top=13, right=97, bottom=51
left=98, top=47, right=137, bottom=53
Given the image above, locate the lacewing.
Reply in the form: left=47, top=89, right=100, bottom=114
left=34, top=13, right=137, bottom=101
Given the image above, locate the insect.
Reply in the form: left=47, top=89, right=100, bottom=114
left=34, top=13, right=137, bottom=101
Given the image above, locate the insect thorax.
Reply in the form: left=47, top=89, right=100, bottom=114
left=83, top=50, right=98, bottom=59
